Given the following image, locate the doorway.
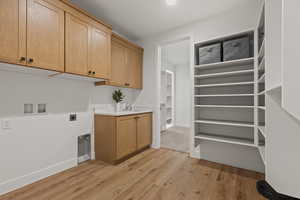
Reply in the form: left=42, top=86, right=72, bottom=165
left=158, top=37, right=193, bottom=153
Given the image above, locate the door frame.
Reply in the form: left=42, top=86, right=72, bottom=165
left=154, top=33, right=194, bottom=155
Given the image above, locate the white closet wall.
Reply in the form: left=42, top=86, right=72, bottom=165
left=265, top=0, right=300, bottom=198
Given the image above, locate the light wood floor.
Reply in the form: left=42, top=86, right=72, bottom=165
left=0, top=149, right=266, bottom=200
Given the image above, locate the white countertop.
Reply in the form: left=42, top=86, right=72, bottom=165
left=94, top=109, right=152, bottom=116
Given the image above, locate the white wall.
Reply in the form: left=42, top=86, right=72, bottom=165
left=265, top=0, right=300, bottom=198
left=175, top=64, right=191, bottom=128
left=136, top=0, right=265, bottom=172
left=0, top=63, right=140, bottom=195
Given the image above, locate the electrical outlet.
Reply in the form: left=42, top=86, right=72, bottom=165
left=70, top=114, right=77, bottom=121
left=2, top=120, right=11, bottom=130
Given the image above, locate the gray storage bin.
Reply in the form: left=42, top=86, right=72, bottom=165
left=223, top=37, right=250, bottom=61
left=198, top=43, right=221, bottom=65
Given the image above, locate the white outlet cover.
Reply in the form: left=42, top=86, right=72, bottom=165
left=1, top=120, right=11, bottom=130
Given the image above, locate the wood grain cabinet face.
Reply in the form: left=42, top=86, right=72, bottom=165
left=116, top=116, right=137, bottom=160
left=65, top=13, right=90, bottom=76
left=137, top=114, right=152, bottom=150
left=27, top=0, right=64, bottom=71
left=0, top=0, right=26, bottom=65
left=89, top=27, right=111, bottom=79
left=128, top=49, right=143, bottom=89
left=110, top=41, right=128, bottom=86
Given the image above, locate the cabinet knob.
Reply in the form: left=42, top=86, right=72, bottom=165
left=92, top=71, right=96, bottom=75
left=28, top=58, right=34, bottom=63
left=20, top=57, right=26, bottom=62
left=88, top=70, right=92, bottom=75
left=125, top=83, right=130, bottom=86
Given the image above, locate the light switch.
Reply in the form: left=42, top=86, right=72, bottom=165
left=2, top=120, right=11, bottom=130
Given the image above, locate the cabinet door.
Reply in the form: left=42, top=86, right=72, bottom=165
left=65, top=13, right=90, bottom=76
left=137, top=114, right=152, bottom=150
left=27, top=0, right=64, bottom=71
left=0, top=0, right=26, bottom=65
left=110, top=41, right=128, bottom=86
left=89, top=27, right=111, bottom=79
left=128, top=48, right=143, bottom=89
left=116, top=116, right=137, bottom=159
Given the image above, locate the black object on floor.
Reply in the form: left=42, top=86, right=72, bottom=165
left=256, top=180, right=299, bottom=200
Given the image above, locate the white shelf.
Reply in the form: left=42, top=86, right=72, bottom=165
left=195, top=69, right=254, bottom=79
left=195, top=105, right=254, bottom=109
left=258, top=126, right=266, bottom=138
left=195, top=81, right=254, bottom=88
left=258, top=74, right=265, bottom=83
left=195, top=133, right=256, bottom=147
left=259, top=106, right=266, bottom=110
left=195, top=119, right=254, bottom=128
left=258, top=145, right=266, bottom=165
left=258, top=39, right=265, bottom=59
left=258, top=90, right=266, bottom=95
left=258, top=57, right=265, bottom=72
left=195, top=94, right=254, bottom=97
left=195, top=57, right=254, bottom=70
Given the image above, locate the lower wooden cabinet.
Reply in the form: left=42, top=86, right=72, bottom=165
left=94, top=113, right=152, bottom=164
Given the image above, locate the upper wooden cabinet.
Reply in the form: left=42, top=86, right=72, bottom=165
left=0, top=0, right=26, bottom=65
left=65, top=13, right=111, bottom=79
left=65, top=13, right=90, bottom=76
left=27, top=0, right=65, bottom=71
left=0, top=0, right=112, bottom=78
left=110, top=40, right=128, bottom=86
left=96, top=33, right=144, bottom=89
left=89, top=27, right=111, bottom=79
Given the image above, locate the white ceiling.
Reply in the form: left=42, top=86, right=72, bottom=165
left=71, top=0, right=252, bottom=41
left=162, top=40, right=190, bottom=66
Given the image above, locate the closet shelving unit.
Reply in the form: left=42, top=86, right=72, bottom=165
left=256, top=2, right=266, bottom=165
left=193, top=31, right=256, bottom=149
left=165, top=70, right=174, bottom=129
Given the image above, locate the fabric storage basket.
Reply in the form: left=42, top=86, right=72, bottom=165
left=198, top=43, right=221, bottom=65
left=223, top=37, right=250, bottom=61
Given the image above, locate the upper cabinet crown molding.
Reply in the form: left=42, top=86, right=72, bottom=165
left=58, top=0, right=112, bottom=30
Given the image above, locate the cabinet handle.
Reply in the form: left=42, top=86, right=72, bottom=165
left=28, top=58, right=34, bottom=63
left=125, top=83, right=130, bottom=86
left=20, top=57, right=26, bottom=62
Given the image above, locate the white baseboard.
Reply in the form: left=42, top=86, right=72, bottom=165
left=0, top=158, right=77, bottom=196
left=78, top=154, right=90, bottom=163
left=91, top=152, right=96, bottom=160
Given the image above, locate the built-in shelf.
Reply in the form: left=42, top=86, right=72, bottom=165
left=259, top=106, right=266, bottom=110
left=258, top=126, right=266, bottom=138
left=195, top=133, right=256, bottom=147
left=193, top=31, right=256, bottom=152
left=195, top=105, right=254, bottom=109
left=195, top=69, right=254, bottom=79
left=195, top=94, right=254, bottom=97
left=258, top=145, right=266, bottom=165
left=258, top=74, right=265, bottom=83
left=258, top=39, right=265, bottom=59
left=258, top=57, right=265, bottom=72
left=195, top=81, right=254, bottom=88
left=195, top=57, right=254, bottom=70
left=195, top=119, right=254, bottom=128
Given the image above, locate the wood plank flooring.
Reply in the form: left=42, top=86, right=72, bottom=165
left=0, top=149, right=266, bottom=200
